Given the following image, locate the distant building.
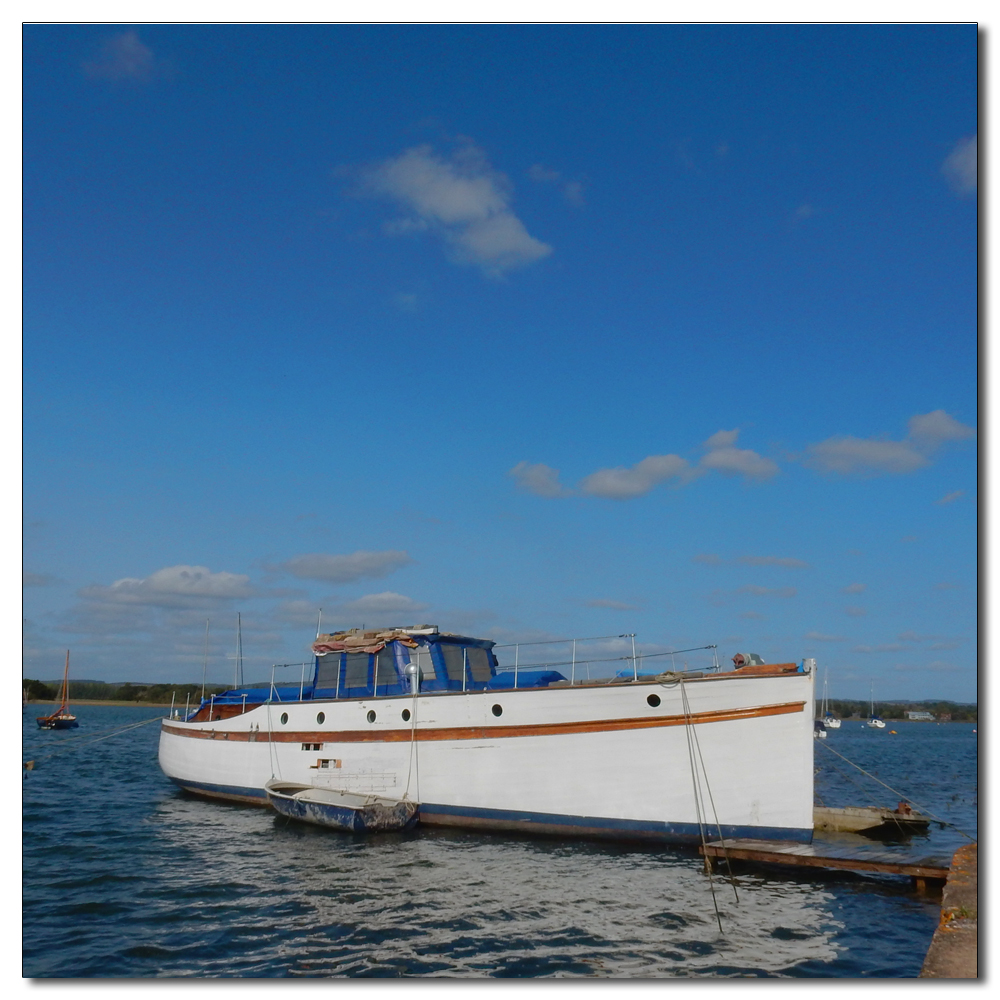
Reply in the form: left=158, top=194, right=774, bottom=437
left=906, top=711, right=935, bottom=721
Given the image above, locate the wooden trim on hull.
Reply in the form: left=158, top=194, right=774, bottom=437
left=162, top=700, right=806, bottom=745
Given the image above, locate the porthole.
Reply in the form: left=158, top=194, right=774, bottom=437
left=647, top=694, right=661, bottom=708
left=280, top=712, right=289, bottom=725
left=401, top=709, right=411, bottom=722
left=492, top=704, right=503, bottom=717
left=367, top=710, right=377, bottom=723
left=316, top=712, right=325, bottom=724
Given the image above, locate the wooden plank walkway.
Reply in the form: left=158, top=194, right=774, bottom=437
left=700, top=839, right=950, bottom=884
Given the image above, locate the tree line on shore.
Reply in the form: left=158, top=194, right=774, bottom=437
left=23, top=679, right=232, bottom=704
left=817, top=698, right=977, bottom=722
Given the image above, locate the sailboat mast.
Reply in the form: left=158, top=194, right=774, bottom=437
left=60, top=650, right=70, bottom=712
left=235, top=612, right=243, bottom=689
left=201, top=619, right=210, bottom=702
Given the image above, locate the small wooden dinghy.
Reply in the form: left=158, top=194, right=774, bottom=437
left=36, top=651, right=79, bottom=730
left=813, top=803, right=931, bottom=836
left=265, top=780, right=419, bottom=833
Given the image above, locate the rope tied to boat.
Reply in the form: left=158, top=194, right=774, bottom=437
left=816, top=740, right=976, bottom=842
left=23, top=715, right=164, bottom=771
left=678, top=675, right=738, bottom=935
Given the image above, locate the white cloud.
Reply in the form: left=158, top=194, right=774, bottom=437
left=281, top=551, right=413, bottom=583
left=584, top=598, right=636, bottom=610
left=908, top=410, right=976, bottom=448
left=738, top=555, right=809, bottom=569
left=579, top=454, right=691, bottom=500
left=527, top=163, right=586, bottom=206
left=24, top=572, right=59, bottom=587
left=845, top=606, right=868, bottom=618
left=739, top=585, right=797, bottom=598
left=805, top=410, right=975, bottom=476
left=82, top=31, right=163, bottom=82
left=700, top=429, right=779, bottom=480
left=509, top=461, right=571, bottom=497
left=805, top=437, right=929, bottom=475
left=935, top=490, right=966, bottom=505
left=942, top=135, right=977, bottom=196
left=842, top=583, right=866, bottom=594
left=341, top=592, right=429, bottom=617
left=693, top=553, right=723, bottom=565
left=78, top=565, right=255, bottom=608
left=805, top=631, right=845, bottom=642
left=852, top=643, right=906, bottom=653
left=358, top=143, right=552, bottom=276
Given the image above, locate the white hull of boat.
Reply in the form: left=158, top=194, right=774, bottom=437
left=159, top=668, right=816, bottom=843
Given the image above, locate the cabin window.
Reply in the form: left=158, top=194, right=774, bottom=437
left=280, top=713, right=288, bottom=725
left=314, top=653, right=339, bottom=689
left=647, top=694, right=661, bottom=707
left=439, top=643, right=468, bottom=682
left=466, top=647, right=493, bottom=683
left=367, top=710, right=376, bottom=723
left=316, top=759, right=342, bottom=769
left=344, top=652, right=369, bottom=689
left=374, top=646, right=395, bottom=693
left=402, top=709, right=411, bottom=722
left=316, top=712, right=325, bottom=724
left=301, top=742, right=321, bottom=751
left=411, top=645, right=435, bottom=681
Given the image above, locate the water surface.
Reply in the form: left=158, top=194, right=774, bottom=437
left=22, top=707, right=976, bottom=978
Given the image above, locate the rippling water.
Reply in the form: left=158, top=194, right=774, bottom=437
left=22, top=706, right=977, bottom=978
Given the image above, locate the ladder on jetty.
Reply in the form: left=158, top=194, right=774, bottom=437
left=700, top=839, right=951, bottom=891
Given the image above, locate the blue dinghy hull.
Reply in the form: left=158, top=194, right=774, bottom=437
left=265, top=780, right=419, bottom=833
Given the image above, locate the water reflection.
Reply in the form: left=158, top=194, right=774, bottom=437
left=150, top=794, right=840, bottom=977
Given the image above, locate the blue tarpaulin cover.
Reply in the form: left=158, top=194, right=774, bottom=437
left=487, top=670, right=566, bottom=689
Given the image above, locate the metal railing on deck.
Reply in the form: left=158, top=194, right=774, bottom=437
left=492, top=636, right=720, bottom=688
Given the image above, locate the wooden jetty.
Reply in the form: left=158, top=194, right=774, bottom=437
left=699, top=839, right=950, bottom=891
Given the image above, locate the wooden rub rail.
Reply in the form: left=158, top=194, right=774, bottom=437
left=700, top=839, right=950, bottom=887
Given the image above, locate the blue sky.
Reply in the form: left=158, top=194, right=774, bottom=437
left=21, top=24, right=978, bottom=701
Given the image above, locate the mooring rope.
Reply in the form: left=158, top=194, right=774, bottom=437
left=817, top=740, right=976, bottom=841
left=678, top=677, right=726, bottom=935
left=23, top=715, right=164, bottom=768
left=403, top=684, right=419, bottom=802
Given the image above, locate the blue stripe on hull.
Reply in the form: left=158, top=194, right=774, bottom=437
left=419, top=802, right=813, bottom=844
left=167, top=779, right=812, bottom=844
left=168, top=776, right=269, bottom=804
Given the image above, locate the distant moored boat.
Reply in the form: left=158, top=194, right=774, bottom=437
left=36, top=650, right=79, bottom=730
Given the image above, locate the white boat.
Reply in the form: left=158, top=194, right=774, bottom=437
left=866, top=680, right=886, bottom=728
left=158, top=627, right=817, bottom=844
left=821, top=671, right=841, bottom=729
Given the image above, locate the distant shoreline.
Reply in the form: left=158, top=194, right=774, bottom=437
left=25, top=699, right=179, bottom=708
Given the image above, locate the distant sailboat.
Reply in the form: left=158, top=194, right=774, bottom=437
left=866, top=680, right=886, bottom=729
left=36, top=651, right=79, bottom=730
left=821, top=671, right=841, bottom=729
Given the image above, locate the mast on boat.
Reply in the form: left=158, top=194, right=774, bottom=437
left=58, top=649, right=70, bottom=714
